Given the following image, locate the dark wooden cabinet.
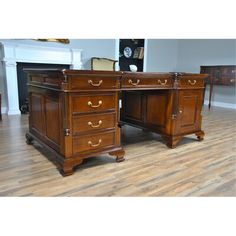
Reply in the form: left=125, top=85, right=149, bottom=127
left=119, top=39, right=145, bottom=72
left=25, top=70, right=207, bottom=176
left=200, top=65, right=236, bottom=109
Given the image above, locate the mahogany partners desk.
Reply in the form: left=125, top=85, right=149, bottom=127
left=25, top=70, right=207, bottom=176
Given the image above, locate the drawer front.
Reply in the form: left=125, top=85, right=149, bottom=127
left=73, top=131, right=115, bottom=154
left=221, top=67, right=236, bottom=86
left=69, top=75, right=120, bottom=90
left=223, top=77, right=236, bottom=86
left=178, top=77, right=204, bottom=88
left=72, top=112, right=116, bottom=134
left=122, top=76, right=173, bottom=89
left=72, top=93, right=116, bottom=114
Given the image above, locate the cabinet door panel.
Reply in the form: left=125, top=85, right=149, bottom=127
left=45, top=97, right=60, bottom=145
left=30, top=93, right=44, bottom=134
left=123, top=91, right=142, bottom=122
left=146, top=94, right=167, bottom=127
left=176, top=90, right=202, bottom=134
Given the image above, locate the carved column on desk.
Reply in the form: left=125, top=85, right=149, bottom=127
left=60, top=71, right=75, bottom=176
left=163, top=72, right=183, bottom=148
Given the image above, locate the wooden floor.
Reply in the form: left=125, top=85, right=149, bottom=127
left=0, top=106, right=235, bottom=196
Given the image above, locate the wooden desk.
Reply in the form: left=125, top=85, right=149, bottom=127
left=200, top=65, right=236, bottom=109
left=25, top=70, right=207, bottom=176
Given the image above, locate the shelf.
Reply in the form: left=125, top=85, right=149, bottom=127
left=119, top=57, right=143, bottom=60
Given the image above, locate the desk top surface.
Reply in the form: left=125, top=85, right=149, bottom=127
left=24, top=69, right=208, bottom=78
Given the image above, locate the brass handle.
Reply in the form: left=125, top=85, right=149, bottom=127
left=179, top=110, right=183, bottom=114
left=128, top=79, right=140, bottom=86
left=158, top=79, right=168, bottom=85
left=88, top=120, right=102, bottom=128
left=88, top=139, right=102, bottom=147
left=88, top=100, right=102, bottom=108
left=88, top=79, right=103, bottom=87
left=188, top=79, right=197, bottom=85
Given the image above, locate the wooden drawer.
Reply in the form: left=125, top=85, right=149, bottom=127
left=178, top=77, right=204, bottom=88
left=69, top=75, right=120, bottom=90
left=72, top=112, right=116, bottom=134
left=28, top=74, right=61, bottom=88
left=71, top=93, right=116, bottom=114
left=122, top=75, right=173, bottom=89
left=221, top=67, right=236, bottom=85
left=223, top=77, right=236, bottom=86
left=72, top=131, right=115, bottom=154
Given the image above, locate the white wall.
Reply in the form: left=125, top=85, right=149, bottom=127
left=176, top=39, right=236, bottom=107
left=72, top=39, right=117, bottom=69
left=145, top=39, right=179, bottom=72
left=176, top=39, right=236, bottom=72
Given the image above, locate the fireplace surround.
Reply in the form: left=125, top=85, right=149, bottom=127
left=0, top=42, right=82, bottom=115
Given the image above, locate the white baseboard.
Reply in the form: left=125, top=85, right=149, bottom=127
left=1, top=106, right=21, bottom=115
left=1, top=107, right=7, bottom=114
left=204, top=101, right=236, bottom=109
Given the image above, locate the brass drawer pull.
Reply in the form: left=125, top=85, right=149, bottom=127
left=88, top=100, right=102, bottom=108
left=188, top=79, right=197, bottom=85
left=128, top=79, right=140, bottom=86
left=88, top=120, right=102, bottom=128
left=88, top=79, right=103, bottom=87
left=158, top=79, right=167, bottom=85
left=88, top=139, right=102, bottom=147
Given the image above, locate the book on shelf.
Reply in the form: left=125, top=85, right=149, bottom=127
left=133, top=47, right=140, bottom=58
left=133, top=47, right=144, bottom=59
left=138, top=47, right=144, bottom=59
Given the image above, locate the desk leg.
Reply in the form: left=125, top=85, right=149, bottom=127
left=25, top=133, right=34, bottom=145
left=109, top=149, right=125, bottom=162
left=195, top=130, right=205, bottom=141
left=203, top=83, right=206, bottom=107
left=162, top=135, right=183, bottom=149
left=60, top=162, right=74, bottom=176
left=209, top=82, right=213, bottom=110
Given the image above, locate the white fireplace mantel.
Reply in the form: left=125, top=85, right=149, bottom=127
left=0, top=42, right=82, bottom=115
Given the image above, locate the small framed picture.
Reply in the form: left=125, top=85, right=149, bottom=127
left=123, top=47, right=132, bottom=58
